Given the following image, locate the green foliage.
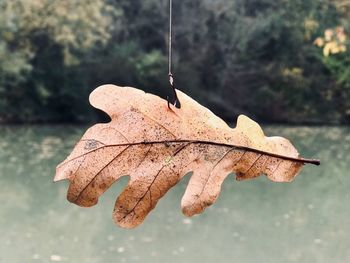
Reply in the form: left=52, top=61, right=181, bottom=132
left=320, top=53, right=350, bottom=121
left=0, top=0, right=119, bottom=122
left=0, top=0, right=349, bottom=124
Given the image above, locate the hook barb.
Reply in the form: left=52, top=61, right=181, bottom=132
left=168, top=73, right=181, bottom=109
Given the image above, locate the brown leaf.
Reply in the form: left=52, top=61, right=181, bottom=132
left=55, top=85, right=319, bottom=228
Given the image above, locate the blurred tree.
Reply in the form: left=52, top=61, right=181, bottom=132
left=0, top=0, right=119, bottom=122
left=0, top=0, right=349, bottom=124
left=314, top=1, right=350, bottom=122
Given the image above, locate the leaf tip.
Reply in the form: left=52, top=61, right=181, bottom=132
left=53, top=170, right=67, bottom=182
left=236, top=114, right=265, bottom=137
left=113, top=214, right=138, bottom=229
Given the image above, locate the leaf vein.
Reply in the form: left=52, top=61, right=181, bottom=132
left=73, top=145, right=130, bottom=202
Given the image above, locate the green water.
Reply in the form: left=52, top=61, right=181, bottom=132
left=0, top=125, right=349, bottom=263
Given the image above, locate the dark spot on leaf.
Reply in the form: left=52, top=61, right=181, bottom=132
left=84, top=140, right=99, bottom=150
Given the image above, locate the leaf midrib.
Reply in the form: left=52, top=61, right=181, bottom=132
left=58, top=139, right=320, bottom=169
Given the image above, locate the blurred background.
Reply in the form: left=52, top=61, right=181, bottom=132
left=1, top=0, right=350, bottom=124
left=1, top=1, right=350, bottom=263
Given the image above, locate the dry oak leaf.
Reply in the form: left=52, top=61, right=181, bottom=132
left=55, top=84, right=319, bottom=228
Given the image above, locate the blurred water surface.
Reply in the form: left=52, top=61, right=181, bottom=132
left=0, top=125, right=349, bottom=263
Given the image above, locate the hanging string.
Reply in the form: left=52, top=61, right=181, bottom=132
left=168, top=0, right=181, bottom=109
left=168, top=0, right=173, bottom=77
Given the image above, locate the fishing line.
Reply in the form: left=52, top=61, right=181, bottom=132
left=168, top=0, right=181, bottom=109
